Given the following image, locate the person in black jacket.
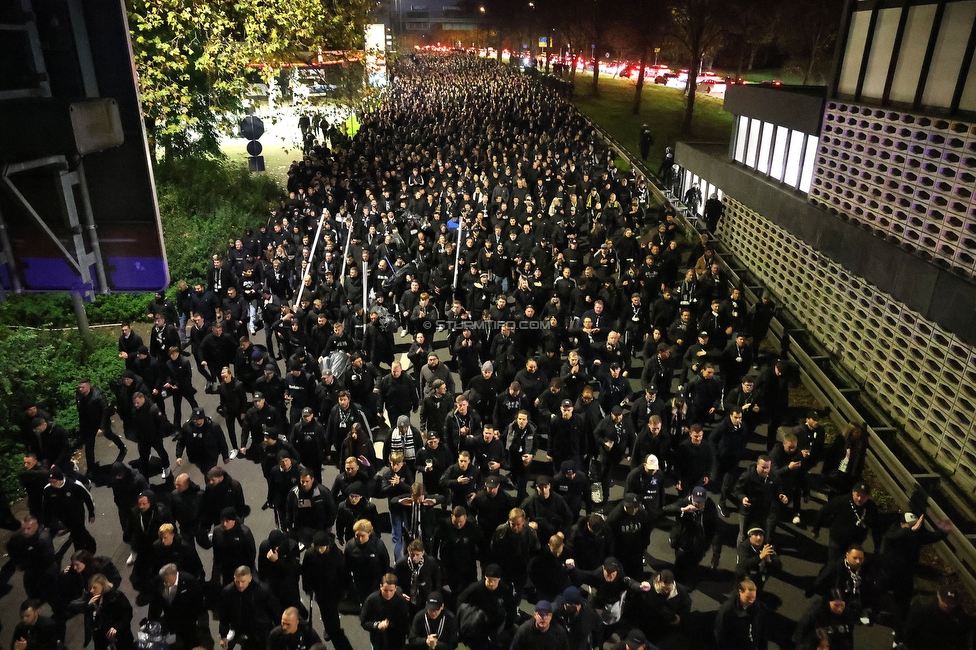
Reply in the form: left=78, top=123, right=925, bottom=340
left=345, top=519, right=392, bottom=607
left=714, top=579, right=767, bottom=650
left=200, top=467, right=248, bottom=532
left=408, top=591, right=459, bottom=650
left=735, top=528, right=783, bottom=595
left=811, top=482, right=886, bottom=563
left=267, top=607, right=322, bottom=650
left=160, top=346, right=199, bottom=431
left=176, top=407, right=230, bottom=475
left=131, top=391, right=172, bottom=479
left=218, top=567, right=282, bottom=650
left=217, top=366, right=248, bottom=454
left=11, top=598, right=61, bottom=650
left=733, top=456, right=788, bottom=544
left=301, top=532, right=355, bottom=650
left=792, top=590, right=856, bottom=650
left=360, top=573, right=412, bottom=650
left=148, top=564, right=209, bottom=650
left=663, top=486, right=721, bottom=584
left=26, top=418, right=73, bottom=478
left=85, top=574, right=134, bottom=650
left=258, top=530, right=305, bottom=616
left=42, top=468, right=96, bottom=553
left=211, top=508, right=256, bottom=593
left=6, top=517, right=60, bottom=608
left=76, top=379, right=127, bottom=472
left=124, top=490, right=174, bottom=591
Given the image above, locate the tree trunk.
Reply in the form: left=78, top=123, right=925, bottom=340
left=633, top=43, right=648, bottom=115
left=592, top=56, right=600, bottom=96
left=570, top=50, right=578, bottom=81
left=682, top=51, right=699, bottom=135
left=747, top=44, right=757, bottom=71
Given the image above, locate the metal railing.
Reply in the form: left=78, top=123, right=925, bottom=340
left=585, top=117, right=976, bottom=597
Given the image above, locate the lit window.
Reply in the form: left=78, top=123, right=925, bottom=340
left=784, top=130, right=804, bottom=188
left=799, top=134, right=819, bottom=193
left=734, top=115, right=748, bottom=163
left=758, top=122, right=774, bottom=175
left=770, top=127, right=788, bottom=181
left=746, top=119, right=761, bottom=168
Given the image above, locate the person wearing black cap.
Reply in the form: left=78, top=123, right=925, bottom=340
left=468, top=474, right=516, bottom=548
left=553, top=585, right=600, bottom=650
left=549, top=400, right=586, bottom=475
left=360, top=573, right=412, bottom=650
left=283, top=358, right=315, bottom=425
left=812, top=482, right=884, bottom=564
left=903, top=583, right=973, bottom=650
left=241, top=392, right=284, bottom=461
left=42, top=467, right=96, bottom=553
left=210, top=507, right=256, bottom=592
left=522, top=475, right=573, bottom=537
left=289, top=407, right=328, bottom=484
left=551, top=460, right=590, bottom=516
left=301, top=531, right=355, bottom=650
left=793, top=588, right=856, bottom=650
left=510, top=599, right=569, bottom=650
left=598, top=361, right=631, bottom=414
left=176, top=407, right=231, bottom=475
left=408, top=591, right=458, bottom=650
left=629, top=385, right=667, bottom=435
left=565, top=556, right=644, bottom=645
left=714, top=578, right=767, bottom=650
left=606, top=494, right=652, bottom=579
left=612, top=629, right=650, bottom=650
left=663, top=485, right=722, bottom=583
left=457, top=564, right=517, bottom=650
left=592, top=405, right=635, bottom=507
left=258, top=529, right=304, bottom=617
left=735, top=528, right=782, bottom=595
left=255, top=364, right=287, bottom=414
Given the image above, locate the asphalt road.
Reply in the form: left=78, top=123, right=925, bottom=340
left=0, top=330, right=899, bottom=650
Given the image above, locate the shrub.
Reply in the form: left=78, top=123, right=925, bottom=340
left=155, top=155, right=282, bottom=284
left=0, top=328, right=123, bottom=501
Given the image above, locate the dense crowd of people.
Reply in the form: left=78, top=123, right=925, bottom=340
left=5, top=53, right=972, bottom=650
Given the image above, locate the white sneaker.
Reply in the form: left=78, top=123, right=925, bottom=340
left=792, top=515, right=802, bottom=525
left=399, top=329, right=407, bottom=338
left=229, top=449, right=239, bottom=460
left=126, top=552, right=137, bottom=566
left=161, top=467, right=169, bottom=479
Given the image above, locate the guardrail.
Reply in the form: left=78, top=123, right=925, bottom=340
left=585, top=118, right=976, bottom=597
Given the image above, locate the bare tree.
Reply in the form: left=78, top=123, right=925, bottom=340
left=668, top=0, right=729, bottom=134
left=779, top=0, right=844, bottom=84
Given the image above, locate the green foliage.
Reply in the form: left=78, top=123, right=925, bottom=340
left=0, top=293, right=152, bottom=329
left=155, top=156, right=283, bottom=284
left=127, top=0, right=373, bottom=158
left=87, top=293, right=156, bottom=325
left=0, top=328, right=123, bottom=501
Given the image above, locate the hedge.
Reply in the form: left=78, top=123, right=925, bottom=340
left=0, top=328, right=124, bottom=500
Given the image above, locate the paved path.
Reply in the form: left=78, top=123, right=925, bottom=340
left=0, top=331, right=898, bottom=650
